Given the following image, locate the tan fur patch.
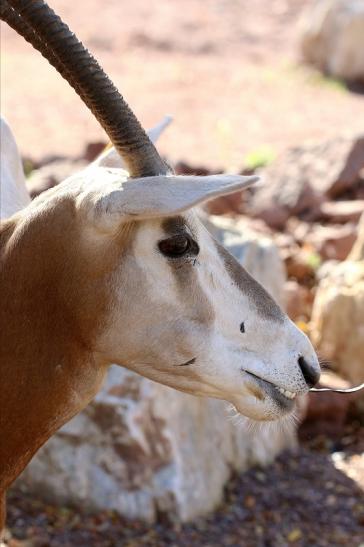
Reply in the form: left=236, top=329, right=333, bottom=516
left=0, top=198, right=136, bottom=490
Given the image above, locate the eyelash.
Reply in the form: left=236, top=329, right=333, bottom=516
left=158, top=234, right=199, bottom=259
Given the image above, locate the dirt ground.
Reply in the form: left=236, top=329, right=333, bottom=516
left=5, top=418, right=364, bottom=546
left=2, top=0, right=364, bottom=169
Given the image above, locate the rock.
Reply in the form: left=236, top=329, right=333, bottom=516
left=204, top=191, right=246, bottom=215
left=17, top=368, right=295, bottom=523
left=307, top=223, right=357, bottom=261
left=310, top=260, right=364, bottom=386
left=300, top=0, right=364, bottom=81
left=307, top=137, right=364, bottom=198
left=286, top=219, right=312, bottom=244
left=250, top=136, right=364, bottom=228
left=316, top=259, right=340, bottom=281
left=300, top=371, right=360, bottom=439
left=26, top=159, right=87, bottom=198
left=319, top=200, right=364, bottom=224
left=284, top=280, right=314, bottom=322
left=333, top=138, right=364, bottom=197
left=174, top=161, right=217, bottom=176
left=83, top=141, right=108, bottom=163
left=349, top=212, right=364, bottom=260
left=16, top=218, right=294, bottom=523
left=284, top=247, right=318, bottom=284
left=249, top=150, right=322, bottom=229
left=310, top=213, right=364, bottom=386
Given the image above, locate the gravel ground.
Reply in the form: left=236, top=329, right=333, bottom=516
left=5, top=420, right=364, bottom=547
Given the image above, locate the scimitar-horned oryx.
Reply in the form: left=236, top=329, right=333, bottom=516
left=0, top=0, right=320, bottom=527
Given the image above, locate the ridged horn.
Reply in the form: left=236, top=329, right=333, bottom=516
left=2, top=0, right=169, bottom=177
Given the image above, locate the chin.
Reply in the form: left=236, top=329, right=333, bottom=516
left=232, top=395, right=297, bottom=422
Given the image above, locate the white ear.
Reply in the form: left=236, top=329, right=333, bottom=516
left=146, top=115, right=172, bottom=143
left=93, top=116, right=172, bottom=169
left=87, top=170, right=259, bottom=230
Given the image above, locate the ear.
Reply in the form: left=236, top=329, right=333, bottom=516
left=85, top=169, right=259, bottom=231
left=93, top=116, right=172, bottom=169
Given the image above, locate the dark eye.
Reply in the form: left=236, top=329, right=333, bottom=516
left=158, top=234, right=198, bottom=258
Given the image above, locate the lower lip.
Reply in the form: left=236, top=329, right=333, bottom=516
left=245, top=372, right=296, bottom=410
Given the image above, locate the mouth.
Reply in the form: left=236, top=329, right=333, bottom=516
left=244, top=371, right=298, bottom=410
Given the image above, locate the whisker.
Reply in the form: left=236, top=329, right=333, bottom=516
left=225, top=404, right=300, bottom=438
left=317, top=354, right=332, bottom=370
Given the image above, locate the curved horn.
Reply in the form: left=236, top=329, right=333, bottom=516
left=2, top=0, right=169, bottom=177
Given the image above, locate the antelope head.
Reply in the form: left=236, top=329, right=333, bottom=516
left=71, top=166, right=320, bottom=421
left=1, top=0, right=320, bottom=429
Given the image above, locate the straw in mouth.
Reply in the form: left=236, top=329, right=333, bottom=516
left=310, top=383, right=364, bottom=394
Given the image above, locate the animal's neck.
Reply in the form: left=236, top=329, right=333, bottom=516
left=0, top=210, right=109, bottom=490
left=0, top=351, right=107, bottom=492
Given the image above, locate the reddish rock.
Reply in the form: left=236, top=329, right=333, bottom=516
left=174, top=161, right=218, bottom=176
left=307, top=223, right=357, bottom=261
left=249, top=151, right=322, bottom=229
left=334, top=137, right=364, bottom=197
left=206, top=191, right=246, bottom=215
left=251, top=203, right=290, bottom=231
left=284, top=248, right=317, bottom=284
left=319, top=200, right=364, bottom=224
left=249, top=136, right=364, bottom=228
left=83, top=141, right=108, bottom=162
left=299, top=372, right=360, bottom=439
left=302, top=136, right=364, bottom=198
left=284, top=280, right=314, bottom=321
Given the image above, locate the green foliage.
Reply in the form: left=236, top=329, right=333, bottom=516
left=22, top=158, right=34, bottom=178
left=244, top=145, right=276, bottom=170
left=305, top=251, right=321, bottom=271
left=307, top=71, right=347, bottom=92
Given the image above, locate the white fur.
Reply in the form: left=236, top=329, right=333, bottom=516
left=102, top=212, right=319, bottom=421
left=1, top=117, right=320, bottom=422
left=0, top=118, right=31, bottom=220
left=74, top=169, right=258, bottom=230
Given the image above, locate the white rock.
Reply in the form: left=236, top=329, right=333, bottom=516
left=300, top=0, right=364, bottom=81
left=311, top=214, right=364, bottom=385
left=16, top=216, right=294, bottom=522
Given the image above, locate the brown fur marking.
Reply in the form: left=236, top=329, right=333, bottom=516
left=215, top=240, right=284, bottom=323
left=0, top=197, right=135, bottom=492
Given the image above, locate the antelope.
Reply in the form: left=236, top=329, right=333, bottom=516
left=0, top=0, right=320, bottom=530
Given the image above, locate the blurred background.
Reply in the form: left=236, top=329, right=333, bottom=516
left=2, top=0, right=364, bottom=545
left=2, top=0, right=364, bottom=168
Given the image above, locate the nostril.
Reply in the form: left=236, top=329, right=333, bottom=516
left=298, top=356, right=320, bottom=388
